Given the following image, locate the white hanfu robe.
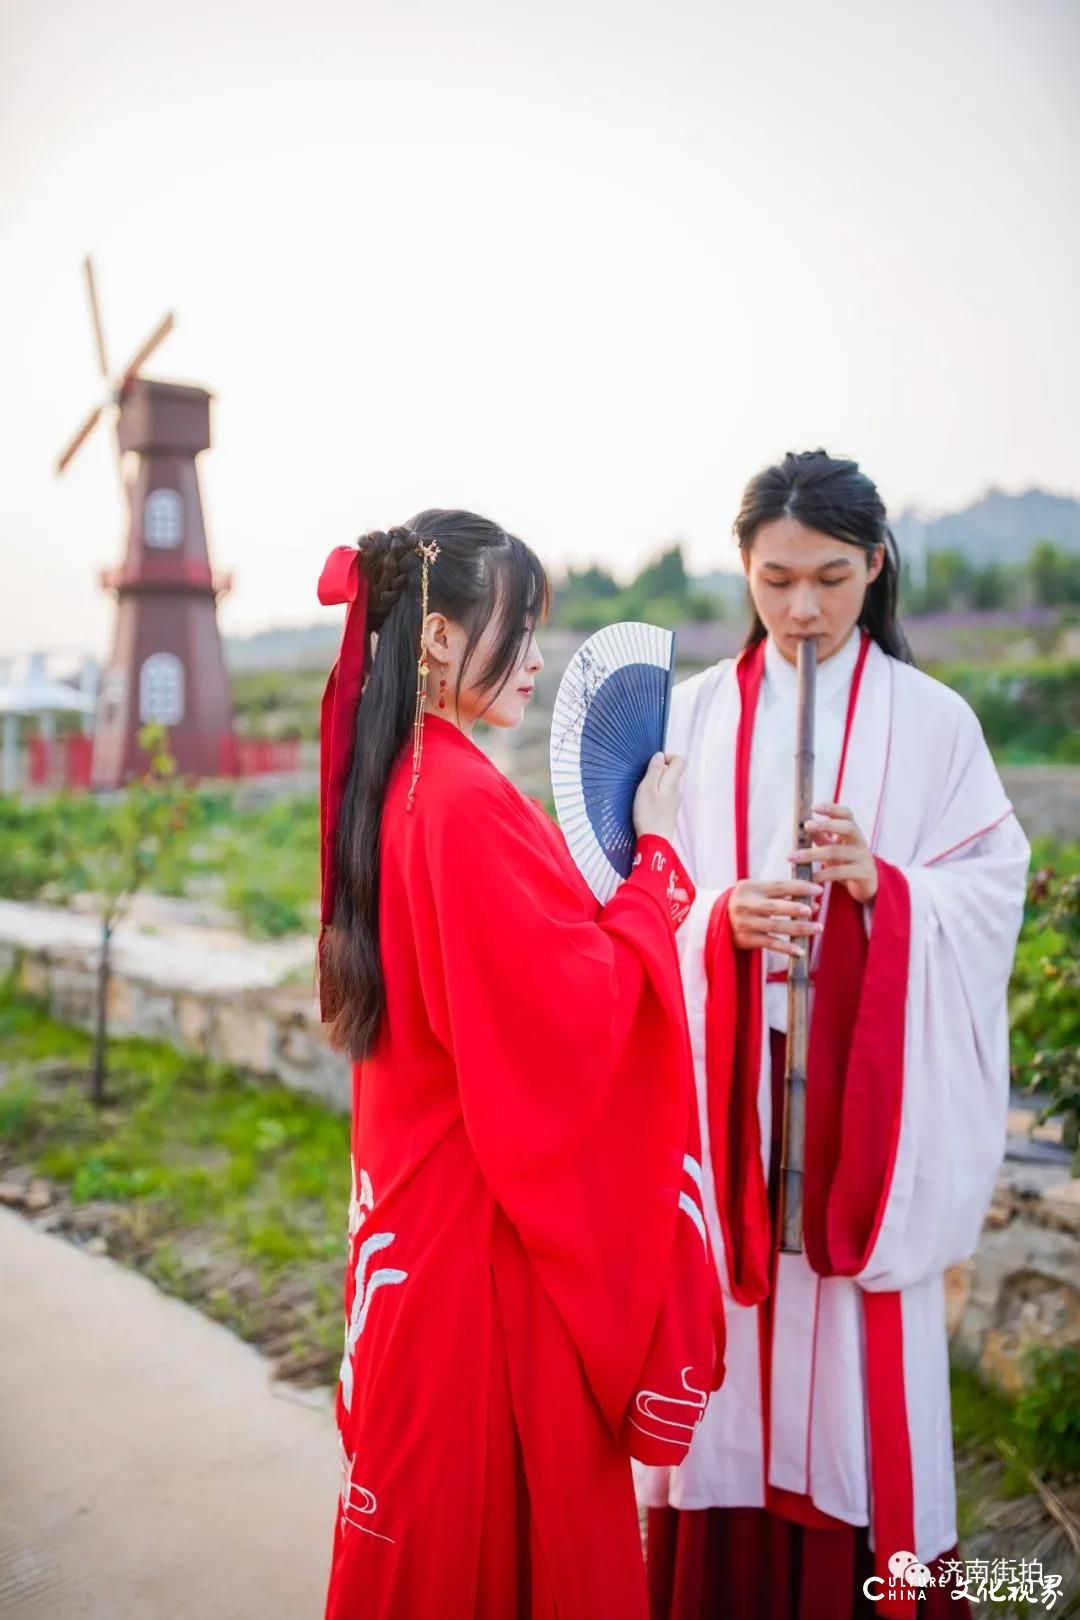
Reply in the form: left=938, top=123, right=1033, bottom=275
left=638, top=631, right=1029, bottom=1606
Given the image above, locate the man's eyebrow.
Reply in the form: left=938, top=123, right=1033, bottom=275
left=819, top=557, right=855, bottom=570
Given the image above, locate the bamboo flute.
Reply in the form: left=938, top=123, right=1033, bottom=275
left=778, top=635, right=818, bottom=1254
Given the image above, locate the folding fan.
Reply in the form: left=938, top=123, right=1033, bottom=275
left=550, top=621, right=677, bottom=903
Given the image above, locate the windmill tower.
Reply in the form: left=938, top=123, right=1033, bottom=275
left=55, top=257, right=235, bottom=788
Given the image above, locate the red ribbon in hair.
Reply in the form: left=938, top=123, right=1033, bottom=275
left=317, top=545, right=369, bottom=1017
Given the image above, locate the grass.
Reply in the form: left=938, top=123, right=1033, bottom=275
left=951, top=1363, right=1033, bottom=1535
left=0, top=788, right=320, bottom=938
left=0, top=978, right=350, bottom=1382
left=950, top=1360, right=1080, bottom=1614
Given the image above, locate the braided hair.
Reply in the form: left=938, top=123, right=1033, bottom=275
left=361, top=525, right=422, bottom=630
left=322, top=509, right=548, bottom=1059
left=734, top=450, right=913, bottom=663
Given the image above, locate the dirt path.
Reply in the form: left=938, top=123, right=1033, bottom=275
left=0, top=1209, right=336, bottom=1620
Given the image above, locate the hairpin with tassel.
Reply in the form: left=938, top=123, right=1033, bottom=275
left=406, top=539, right=441, bottom=811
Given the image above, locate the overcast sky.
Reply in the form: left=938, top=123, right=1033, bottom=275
left=2, top=0, right=1077, bottom=660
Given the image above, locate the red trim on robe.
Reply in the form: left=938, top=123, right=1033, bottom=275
left=925, top=806, right=1014, bottom=868
left=805, top=864, right=911, bottom=1276
left=704, top=894, right=769, bottom=1307
left=864, top=1292, right=918, bottom=1619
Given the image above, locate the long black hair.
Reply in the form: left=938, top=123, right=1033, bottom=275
left=734, top=450, right=913, bottom=662
left=322, top=508, right=548, bottom=1060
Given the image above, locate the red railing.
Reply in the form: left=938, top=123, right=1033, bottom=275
left=27, top=735, right=94, bottom=790
left=218, top=736, right=302, bottom=777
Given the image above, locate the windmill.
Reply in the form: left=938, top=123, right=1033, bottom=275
left=56, top=256, right=235, bottom=788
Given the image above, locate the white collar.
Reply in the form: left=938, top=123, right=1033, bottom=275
left=763, top=628, right=862, bottom=706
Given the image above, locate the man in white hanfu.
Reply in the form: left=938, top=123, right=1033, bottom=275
left=638, top=452, right=1029, bottom=1620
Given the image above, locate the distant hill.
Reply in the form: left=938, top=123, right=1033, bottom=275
left=694, top=568, right=748, bottom=607
left=892, top=488, right=1080, bottom=567
left=226, top=622, right=341, bottom=672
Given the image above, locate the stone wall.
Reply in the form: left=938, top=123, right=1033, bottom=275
left=1, top=942, right=351, bottom=1112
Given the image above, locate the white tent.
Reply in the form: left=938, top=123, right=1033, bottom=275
left=0, top=655, right=96, bottom=792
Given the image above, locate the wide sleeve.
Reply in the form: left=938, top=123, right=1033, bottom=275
left=418, top=778, right=722, bottom=1452
left=854, top=811, right=1029, bottom=1290
left=803, top=805, right=1029, bottom=1292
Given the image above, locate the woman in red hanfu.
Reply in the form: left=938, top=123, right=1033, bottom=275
left=638, top=453, right=1029, bottom=1620
left=317, top=511, right=724, bottom=1620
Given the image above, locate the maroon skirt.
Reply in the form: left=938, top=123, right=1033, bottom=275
left=645, top=1506, right=969, bottom=1620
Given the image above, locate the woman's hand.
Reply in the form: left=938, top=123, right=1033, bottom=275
left=790, top=802, right=878, bottom=905
left=633, top=753, right=686, bottom=843
left=727, top=878, right=824, bottom=960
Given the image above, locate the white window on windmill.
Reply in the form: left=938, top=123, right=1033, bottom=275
left=139, top=653, right=185, bottom=726
left=145, top=488, right=184, bottom=548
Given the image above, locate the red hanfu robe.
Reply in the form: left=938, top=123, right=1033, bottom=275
left=323, top=714, right=724, bottom=1620
left=638, top=635, right=1029, bottom=1619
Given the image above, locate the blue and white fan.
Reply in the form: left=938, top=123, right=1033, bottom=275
left=550, top=621, right=677, bottom=903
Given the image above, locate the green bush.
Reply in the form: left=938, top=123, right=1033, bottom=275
left=936, top=660, right=1080, bottom=764
left=1010, top=846, right=1080, bottom=1169
left=1015, top=1346, right=1080, bottom=1479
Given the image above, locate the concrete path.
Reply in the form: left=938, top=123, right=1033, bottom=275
left=0, top=1210, right=337, bottom=1619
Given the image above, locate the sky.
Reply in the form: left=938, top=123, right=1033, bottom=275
left=1, top=0, right=1077, bottom=661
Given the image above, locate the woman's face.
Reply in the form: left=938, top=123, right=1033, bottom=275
left=425, top=610, right=544, bottom=731
left=743, top=517, right=884, bottom=664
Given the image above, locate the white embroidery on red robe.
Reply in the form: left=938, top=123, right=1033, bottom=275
left=667, top=867, right=691, bottom=927
left=339, top=1439, right=394, bottom=1543
left=679, top=1153, right=707, bottom=1249
left=629, top=1366, right=709, bottom=1446
left=651, top=849, right=667, bottom=874
left=347, top=1164, right=374, bottom=1240
left=340, top=1229, right=408, bottom=1412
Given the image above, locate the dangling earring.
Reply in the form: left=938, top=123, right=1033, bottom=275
left=438, top=677, right=447, bottom=711
left=406, top=539, right=441, bottom=813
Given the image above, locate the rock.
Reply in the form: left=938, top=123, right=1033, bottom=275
left=983, top=1199, right=1014, bottom=1230
left=1041, top=1178, right=1080, bottom=1234
left=0, top=1176, right=31, bottom=1208
left=177, top=993, right=212, bottom=1053
left=105, top=975, right=135, bottom=1030
left=978, top=1270, right=1080, bottom=1395
left=279, top=1023, right=318, bottom=1070
left=18, top=955, right=49, bottom=999
left=24, top=1179, right=52, bottom=1213
left=945, top=1262, right=974, bottom=1337
left=62, top=1202, right=121, bottom=1237
left=51, top=965, right=98, bottom=1026
left=217, top=1000, right=275, bottom=1075
left=84, top=1236, right=108, bottom=1257
left=950, top=1174, right=1080, bottom=1385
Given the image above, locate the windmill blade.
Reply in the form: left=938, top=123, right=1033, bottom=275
left=117, top=312, right=175, bottom=385
left=55, top=402, right=106, bottom=475
left=83, top=255, right=110, bottom=379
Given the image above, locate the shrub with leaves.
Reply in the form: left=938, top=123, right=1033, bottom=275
left=1015, top=1346, right=1080, bottom=1481
left=1011, top=851, right=1080, bottom=1170
left=79, top=726, right=196, bottom=1104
